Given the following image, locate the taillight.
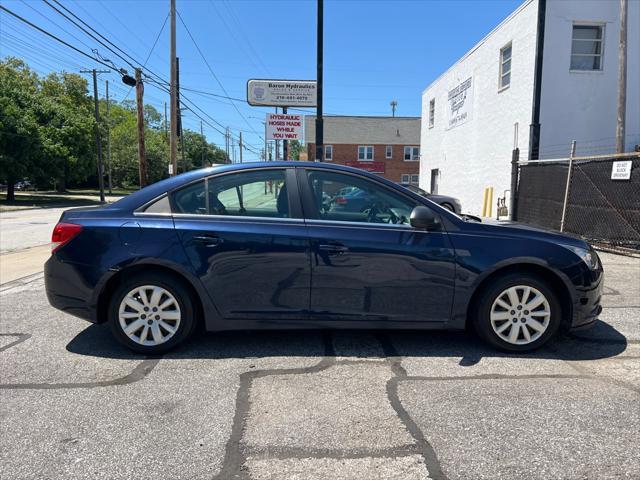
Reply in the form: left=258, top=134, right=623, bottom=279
left=51, top=222, right=83, bottom=254
left=335, top=196, right=347, bottom=205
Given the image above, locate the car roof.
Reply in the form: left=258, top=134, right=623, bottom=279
left=107, top=161, right=400, bottom=212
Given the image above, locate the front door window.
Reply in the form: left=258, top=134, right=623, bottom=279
left=306, top=170, right=417, bottom=226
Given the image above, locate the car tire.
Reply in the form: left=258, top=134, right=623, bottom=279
left=108, top=272, right=196, bottom=354
left=474, top=273, right=561, bottom=352
left=441, top=203, right=455, bottom=212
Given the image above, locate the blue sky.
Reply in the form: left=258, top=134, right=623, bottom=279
left=1, top=0, right=522, bottom=159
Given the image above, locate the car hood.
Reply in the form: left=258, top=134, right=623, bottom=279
left=468, top=218, right=590, bottom=248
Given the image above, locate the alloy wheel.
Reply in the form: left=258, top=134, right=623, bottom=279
left=118, top=285, right=181, bottom=346
left=490, top=285, right=551, bottom=345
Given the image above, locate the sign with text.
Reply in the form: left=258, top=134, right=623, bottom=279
left=345, top=161, right=385, bottom=174
left=266, top=113, right=303, bottom=141
left=611, top=160, right=632, bottom=180
left=446, top=76, right=473, bottom=130
left=247, top=79, right=317, bottom=107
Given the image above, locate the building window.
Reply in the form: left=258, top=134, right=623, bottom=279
left=499, top=43, right=512, bottom=90
left=400, top=174, right=419, bottom=186
left=428, top=99, right=435, bottom=128
left=430, top=169, right=440, bottom=194
left=571, top=24, right=604, bottom=71
left=324, top=145, right=333, bottom=161
left=358, top=146, right=374, bottom=161
left=403, top=146, right=420, bottom=161
left=386, top=145, right=393, bottom=159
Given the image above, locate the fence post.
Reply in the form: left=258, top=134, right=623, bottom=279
left=560, top=140, right=577, bottom=232
left=509, top=147, right=520, bottom=221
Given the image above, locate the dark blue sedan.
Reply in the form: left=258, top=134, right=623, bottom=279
left=45, top=162, right=603, bottom=354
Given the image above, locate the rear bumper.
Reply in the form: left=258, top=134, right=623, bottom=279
left=44, top=256, right=98, bottom=323
left=570, top=270, right=604, bottom=330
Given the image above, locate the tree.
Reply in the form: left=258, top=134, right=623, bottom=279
left=0, top=58, right=43, bottom=200
left=288, top=140, right=304, bottom=160
left=37, top=72, right=95, bottom=191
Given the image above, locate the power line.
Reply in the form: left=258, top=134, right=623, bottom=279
left=1, top=4, right=258, bottom=153
left=0, top=5, right=117, bottom=71
left=43, top=0, right=137, bottom=71
left=122, top=13, right=169, bottom=102
left=176, top=10, right=263, bottom=140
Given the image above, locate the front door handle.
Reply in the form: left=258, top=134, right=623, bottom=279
left=318, top=243, right=349, bottom=256
left=193, top=235, right=223, bottom=247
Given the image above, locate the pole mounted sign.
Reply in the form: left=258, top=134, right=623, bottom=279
left=266, top=113, right=303, bottom=141
left=247, top=79, right=317, bottom=107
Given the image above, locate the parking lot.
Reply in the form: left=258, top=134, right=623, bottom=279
left=0, top=245, right=637, bottom=480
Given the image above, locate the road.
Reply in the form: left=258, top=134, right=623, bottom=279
left=0, top=207, right=67, bottom=254
left=0, top=251, right=638, bottom=479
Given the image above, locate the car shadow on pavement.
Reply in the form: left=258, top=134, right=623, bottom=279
left=65, top=319, right=629, bottom=362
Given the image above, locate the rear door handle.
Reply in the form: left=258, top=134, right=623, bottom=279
left=193, top=235, right=223, bottom=247
left=318, top=243, right=349, bottom=255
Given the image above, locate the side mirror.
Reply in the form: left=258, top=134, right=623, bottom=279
left=410, top=206, right=440, bottom=230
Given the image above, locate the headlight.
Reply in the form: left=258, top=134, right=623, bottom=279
left=564, top=245, right=599, bottom=270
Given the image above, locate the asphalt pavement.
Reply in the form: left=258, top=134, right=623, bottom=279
left=0, top=251, right=638, bottom=479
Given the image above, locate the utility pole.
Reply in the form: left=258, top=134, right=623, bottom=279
left=200, top=120, right=205, bottom=165
left=315, top=0, right=324, bottom=162
left=176, top=56, right=182, bottom=174
left=169, top=0, right=178, bottom=175
left=135, top=68, right=147, bottom=187
left=274, top=107, right=279, bottom=161
left=283, top=106, right=288, bottom=161
left=390, top=100, right=397, bottom=117
left=616, top=0, right=628, bottom=153
left=105, top=80, right=112, bottom=194
left=225, top=127, right=230, bottom=162
left=164, top=102, right=168, bottom=141
left=239, top=131, right=243, bottom=163
left=82, top=68, right=109, bottom=202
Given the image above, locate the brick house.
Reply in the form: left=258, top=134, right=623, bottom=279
left=304, top=116, right=421, bottom=185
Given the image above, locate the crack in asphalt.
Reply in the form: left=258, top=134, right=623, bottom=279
left=376, top=333, right=448, bottom=480
left=213, top=332, right=337, bottom=480
left=0, top=356, right=160, bottom=390
left=213, top=331, right=447, bottom=480
left=244, top=444, right=422, bottom=460
left=0, top=333, right=31, bottom=352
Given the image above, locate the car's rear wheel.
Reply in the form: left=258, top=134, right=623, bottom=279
left=441, top=202, right=455, bottom=212
left=109, top=273, right=195, bottom=354
left=474, top=273, right=561, bottom=352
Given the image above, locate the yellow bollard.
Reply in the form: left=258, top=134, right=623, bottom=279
left=482, top=187, right=494, bottom=217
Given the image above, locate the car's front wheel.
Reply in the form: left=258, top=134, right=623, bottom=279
left=109, top=273, right=196, bottom=354
left=474, top=273, right=561, bottom=352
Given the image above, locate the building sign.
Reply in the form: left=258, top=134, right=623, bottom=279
left=266, top=113, right=303, bottom=141
left=345, top=161, right=385, bottom=174
left=247, top=79, right=317, bottom=107
left=446, top=76, right=473, bottom=130
left=611, top=160, right=632, bottom=180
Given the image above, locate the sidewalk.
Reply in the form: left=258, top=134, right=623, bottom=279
left=0, top=245, right=50, bottom=285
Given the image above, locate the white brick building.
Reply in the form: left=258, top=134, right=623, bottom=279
left=420, top=0, right=640, bottom=216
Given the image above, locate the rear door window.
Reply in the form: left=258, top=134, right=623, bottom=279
left=171, top=170, right=290, bottom=218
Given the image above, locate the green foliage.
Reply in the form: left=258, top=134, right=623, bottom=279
left=0, top=57, right=228, bottom=197
left=288, top=139, right=304, bottom=160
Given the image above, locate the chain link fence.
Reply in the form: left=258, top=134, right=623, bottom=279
left=516, top=152, right=640, bottom=253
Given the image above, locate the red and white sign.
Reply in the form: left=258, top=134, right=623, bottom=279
left=266, top=114, right=303, bottom=141
left=345, top=161, right=385, bottom=174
